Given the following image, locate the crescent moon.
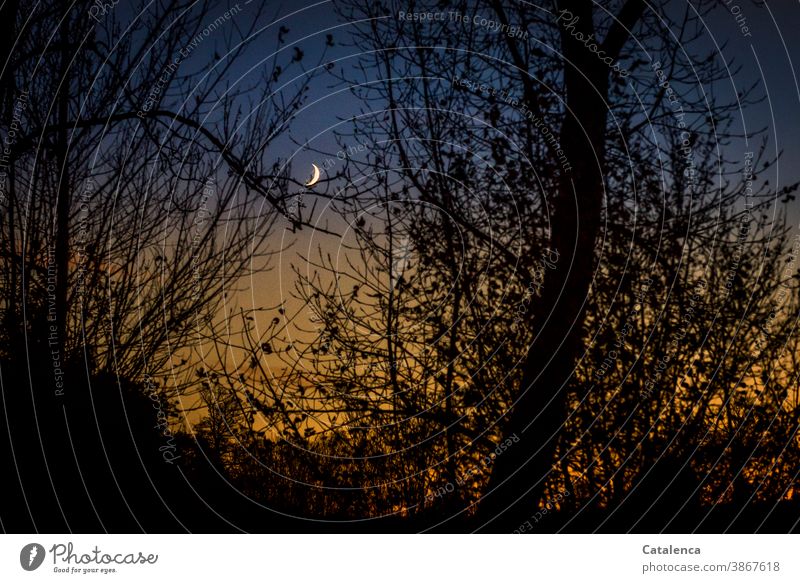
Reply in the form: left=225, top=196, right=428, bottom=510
left=305, top=163, right=321, bottom=187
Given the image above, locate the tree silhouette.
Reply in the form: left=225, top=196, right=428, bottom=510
left=3, top=0, right=800, bottom=533
left=0, top=0, right=328, bottom=531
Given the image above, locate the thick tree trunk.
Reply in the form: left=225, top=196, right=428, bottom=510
left=481, top=0, right=645, bottom=531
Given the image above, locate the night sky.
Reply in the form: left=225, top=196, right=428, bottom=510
left=230, top=1, right=800, bottom=221
left=204, top=1, right=800, bottom=313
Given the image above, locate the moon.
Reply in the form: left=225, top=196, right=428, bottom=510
left=305, top=163, right=321, bottom=187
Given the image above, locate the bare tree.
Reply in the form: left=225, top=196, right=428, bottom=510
left=0, top=0, right=331, bottom=531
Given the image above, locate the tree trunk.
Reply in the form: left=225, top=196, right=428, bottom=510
left=481, top=0, right=645, bottom=531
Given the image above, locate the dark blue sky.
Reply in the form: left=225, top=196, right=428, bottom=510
left=113, top=1, right=800, bottom=224
left=704, top=1, right=800, bottom=211
left=268, top=0, right=800, bottom=207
